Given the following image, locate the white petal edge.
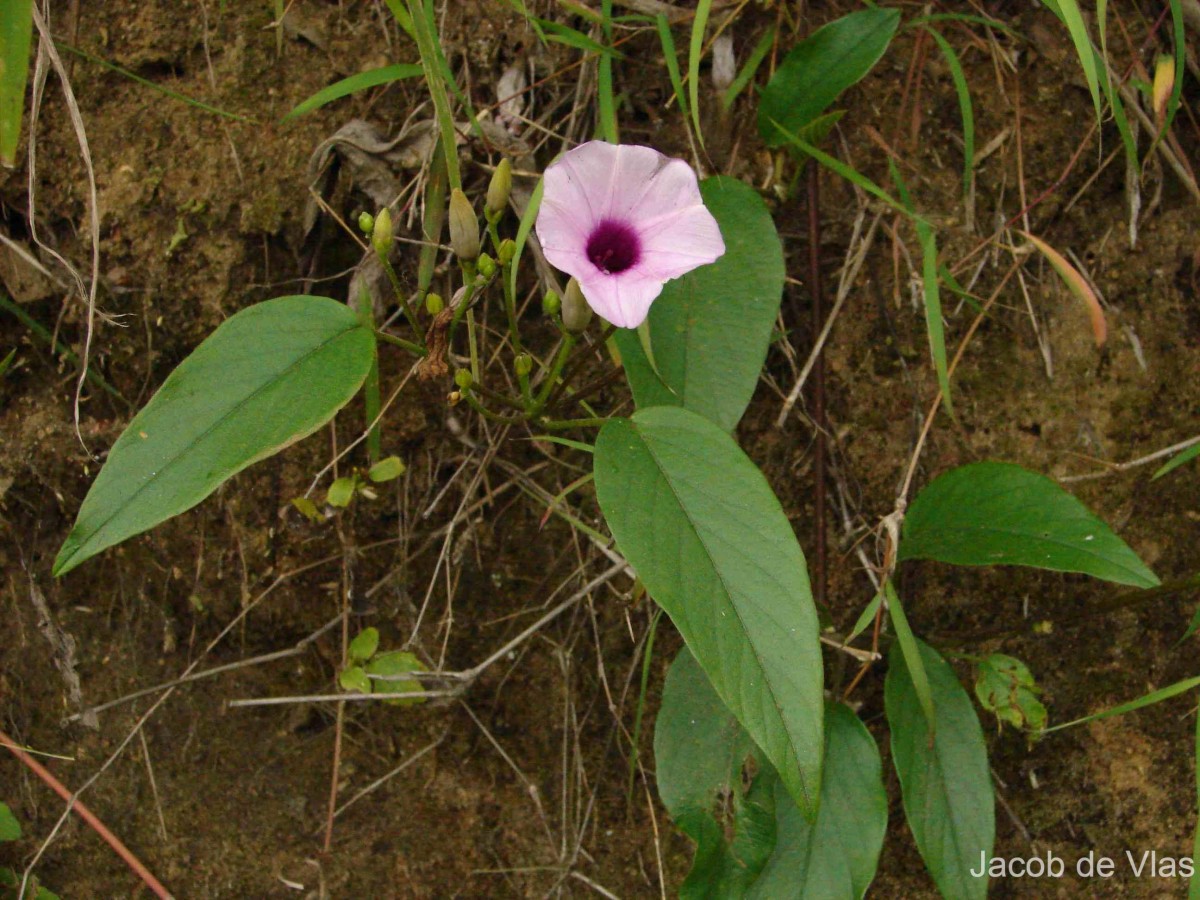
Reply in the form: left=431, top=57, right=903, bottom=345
left=636, top=204, right=726, bottom=281
left=579, top=270, right=665, bottom=329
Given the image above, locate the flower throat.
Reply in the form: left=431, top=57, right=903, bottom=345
left=586, top=220, right=641, bottom=274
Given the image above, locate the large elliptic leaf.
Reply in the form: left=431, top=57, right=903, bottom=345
left=758, top=8, right=900, bottom=147
left=899, top=461, right=1158, bottom=588
left=54, top=296, right=375, bottom=576
left=655, top=647, right=778, bottom=897
left=749, top=702, right=887, bottom=900
left=613, top=176, right=784, bottom=433
left=595, top=406, right=823, bottom=815
left=886, top=639, right=994, bottom=900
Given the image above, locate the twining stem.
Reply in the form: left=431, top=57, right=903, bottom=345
left=406, top=0, right=461, bottom=190
left=0, top=728, right=172, bottom=899
left=356, top=287, right=382, bottom=464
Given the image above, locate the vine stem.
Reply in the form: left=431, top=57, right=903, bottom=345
left=0, top=727, right=173, bottom=899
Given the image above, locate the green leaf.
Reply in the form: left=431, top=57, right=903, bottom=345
left=291, top=496, right=322, bottom=523
left=367, top=455, right=407, bottom=482
left=655, top=647, right=777, bottom=896
left=326, top=476, right=357, bottom=508
left=366, top=650, right=427, bottom=706
left=749, top=703, right=887, bottom=900
left=595, top=407, right=823, bottom=815
left=975, top=654, right=1047, bottom=733
left=758, top=8, right=900, bottom=146
left=348, top=627, right=380, bottom=664
left=54, top=296, right=375, bottom=576
left=0, top=802, right=20, bottom=841
left=886, top=639, right=994, bottom=900
left=339, top=665, right=371, bottom=693
left=0, top=0, right=33, bottom=167
left=284, top=63, right=423, bottom=119
left=614, top=176, right=785, bottom=433
left=899, top=461, right=1159, bottom=588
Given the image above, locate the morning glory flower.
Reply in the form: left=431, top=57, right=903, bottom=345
left=535, top=141, right=725, bottom=329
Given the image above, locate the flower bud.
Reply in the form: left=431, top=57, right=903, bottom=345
left=562, top=278, right=592, bottom=334
left=425, top=292, right=444, bottom=315
left=514, top=353, right=533, bottom=377
left=372, top=207, right=393, bottom=257
left=477, top=253, right=497, bottom=279
left=449, top=189, right=480, bottom=261
left=448, top=390, right=462, bottom=406
left=454, top=368, right=473, bottom=391
left=358, top=211, right=375, bottom=236
left=497, top=238, right=516, bottom=266
left=486, top=158, right=512, bottom=219
left=542, top=290, right=561, bottom=317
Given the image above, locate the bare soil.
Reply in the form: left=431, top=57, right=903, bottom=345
left=2, top=1, right=1199, bottom=897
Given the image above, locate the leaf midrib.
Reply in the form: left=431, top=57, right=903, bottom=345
left=630, top=419, right=815, bottom=810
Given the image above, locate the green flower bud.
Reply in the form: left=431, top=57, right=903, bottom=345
left=358, top=211, right=375, bottom=236
left=497, top=238, right=516, bottom=266
left=372, top=207, right=394, bottom=257
left=486, top=158, right=512, bottom=219
left=477, top=253, right=497, bottom=279
left=514, top=353, right=533, bottom=377
left=425, top=292, right=444, bottom=315
left=454, top=368, right=473, bottom=391
left=449, top=189, right=480, bottom=261
left=542, top=290, right=561, bottom=317
left=562, top=278, right=592, bottom=334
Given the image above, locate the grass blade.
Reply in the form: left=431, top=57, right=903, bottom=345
left=923, top=28, right=974, bottom=212
left=722, top=25, right=774, bottom=112
left=0, top=0, right=33, bottom=166
left=285, top=63, right=423, bottom=119
left=1020, top=230, right=1107, bottom=347
left=655, top=15, right=689, bottom=123
left=687, top=0, right=711, bottom=147
left=767, top=117, right=929, bottom=226
left=1040, top=675, right=1200, bottom=733
left=598, top=0, right=618, bottom=141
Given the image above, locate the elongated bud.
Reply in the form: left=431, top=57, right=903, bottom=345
left=477, top=253, right=497, bottom=278
left=425, top=292, right=444, bottom=315
left=449, top=189, right=480, bottom=261
left=454, top=368, right=473, bottom=391
left=497, top=238, right=516, bottom=266
left=542, top=290, right=561, bottom=317
left=372, top=207, right=393, bottom=257
left=514, top=353, right=533, bottom=377
left=562, top=278, right=592, bottom=333
left=1152, top=55, right=1174, bottom=123
left=358, top=211, right=375, bottom=236
left=486, top=158, right=512, bottom=219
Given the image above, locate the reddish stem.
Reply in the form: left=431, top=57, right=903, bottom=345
left=0, top=728, right=172, bottom=899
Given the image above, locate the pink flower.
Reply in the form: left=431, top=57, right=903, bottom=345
left=535, top=141, right=725, bottom=329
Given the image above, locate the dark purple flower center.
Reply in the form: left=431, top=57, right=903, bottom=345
left=586, top=219, right=641, bottom=275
